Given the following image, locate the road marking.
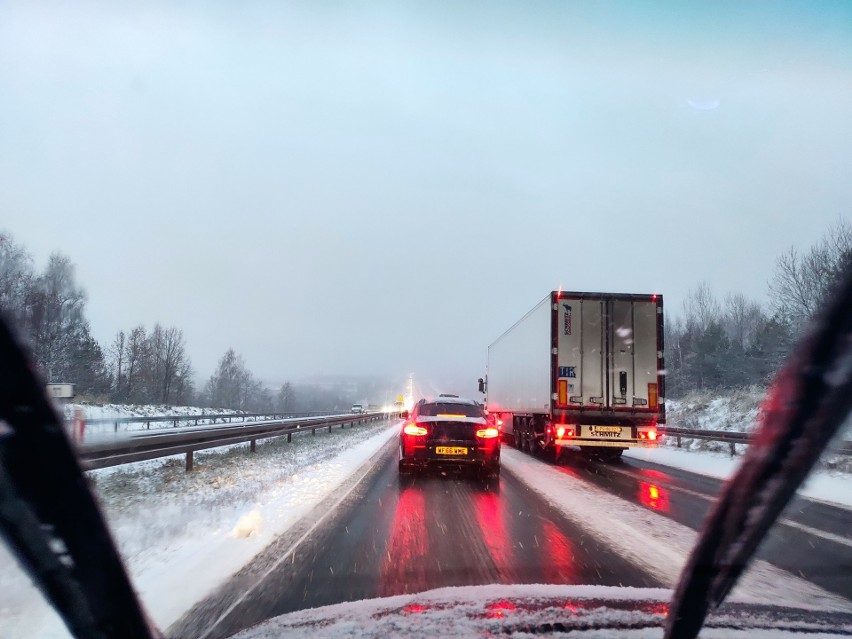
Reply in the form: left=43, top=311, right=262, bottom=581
left=195, top=436, right=396, bottom=639
left=604, top=462, right=852, bottom=549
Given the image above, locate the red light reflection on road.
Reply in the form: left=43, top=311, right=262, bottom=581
left=540, top=519, right=577, bottom=583
left=472, top=491, right=515, bottom=577
left=637, top=467, right=670, bottom=482
left=638, top=481, right=670, bottom=513
left=379, top=487, right=428, bottom=597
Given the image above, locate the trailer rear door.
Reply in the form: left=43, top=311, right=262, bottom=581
left=556, top=295, right=661, bottom=412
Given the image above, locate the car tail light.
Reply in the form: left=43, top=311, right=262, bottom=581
left=403, top=423, right=428, bottom=436
left=475, top=427, right=500, bottom=439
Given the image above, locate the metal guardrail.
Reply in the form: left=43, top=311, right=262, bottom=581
left=78, top=412, right=389, bottom=471
left=661, top=426, right=852, bottom=457
left=81, top=411, right=336, bottom=433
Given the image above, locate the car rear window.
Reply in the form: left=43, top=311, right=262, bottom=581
left=417, top=403, right=483, bottom=417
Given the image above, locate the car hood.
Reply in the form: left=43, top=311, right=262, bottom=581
left=226, top=584, right=852, bottom=638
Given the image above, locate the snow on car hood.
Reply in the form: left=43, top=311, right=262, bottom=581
left=228, top=584, right=852, bottom=638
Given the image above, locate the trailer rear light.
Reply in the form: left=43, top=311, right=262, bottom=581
left=403, top=424, right=428, bottom=436
left=476, top=427, right=500, bottom=439
left=555, top=426, right=574, bottom=439
left=639, top=428, right=658, bottom=441
left=648, top=383, right=658, bottom=409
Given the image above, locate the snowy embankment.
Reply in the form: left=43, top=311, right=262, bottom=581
left=62, top=402, right=241, bottom=421
left=0, top=415, right=399, bottom=638
left=61, top=403, right=264, bottom=437
left=659, top=386, right=852, bottom=474
left=501, top=448, right=852, bottom=613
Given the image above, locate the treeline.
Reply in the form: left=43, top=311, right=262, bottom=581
left=4, top=221, right=849, bottom=406
left=0, top=231, right=335, bottom=411
left=666, top=220, right=851, bottom=397
left=0, top=239, right=109, bottom=394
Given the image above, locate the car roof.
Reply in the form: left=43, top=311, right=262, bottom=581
left=419, top=396, right=478, bottom=405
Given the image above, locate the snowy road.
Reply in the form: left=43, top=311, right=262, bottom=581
left=552, top=447, right=852, bottom=599
left=2, top=419, right=847, bottom=639
left=172, top=440, right=851, bottom=639
left=171, top=438, right=659, bottom=639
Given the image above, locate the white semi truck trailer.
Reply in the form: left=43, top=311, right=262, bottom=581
left=480, top=291, right=665, bottom=461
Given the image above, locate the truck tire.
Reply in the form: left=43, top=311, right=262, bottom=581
left=529, top=417, right=546, bottom=458
left=523, top=420, right=535, bottom=454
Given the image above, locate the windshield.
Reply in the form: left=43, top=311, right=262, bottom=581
left=0, top=3, right=850, bottom=639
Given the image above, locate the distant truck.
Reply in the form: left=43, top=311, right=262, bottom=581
left=480, top=291, right=665, bottom=461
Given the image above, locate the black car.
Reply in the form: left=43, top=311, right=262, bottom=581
left=398, top=396, right=500, bottom=477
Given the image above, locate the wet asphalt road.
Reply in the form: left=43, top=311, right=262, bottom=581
left=174, top=439, right=850, bottom=639
left=550, top=447, right=852, bottom=599
left=179, top=439, right=659, bottom=639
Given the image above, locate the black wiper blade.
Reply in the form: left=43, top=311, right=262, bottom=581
left=0, top=316, right=161, bottom=639
left=665, top=264, right=852, bottom=639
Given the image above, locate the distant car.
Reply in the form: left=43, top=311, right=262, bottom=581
left=350, top=404, right=363, bottom=414
left=398, top=396, right=500, bottom=478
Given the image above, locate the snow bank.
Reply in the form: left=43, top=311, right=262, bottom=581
left=666, top=387, right=852, bottom=473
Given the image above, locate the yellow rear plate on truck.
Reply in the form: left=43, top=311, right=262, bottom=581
left=589, top=426, right=623, bottom=437
left=435, top=446, right=468, bottom=455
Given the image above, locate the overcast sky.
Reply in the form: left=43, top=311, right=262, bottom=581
left=1, top=1, right=851, bottom=396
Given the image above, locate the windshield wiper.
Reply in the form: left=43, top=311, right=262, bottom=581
left=666, top=264, right=852, bottom=639
left=0, top=316, right=161, bottom=639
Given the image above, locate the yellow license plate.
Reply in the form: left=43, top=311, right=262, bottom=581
left=435, top=446, right=468, bottom=456
left=590, top=426, right=622, bottom=436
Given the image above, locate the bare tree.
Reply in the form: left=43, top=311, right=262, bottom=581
left=769, top=219, right=852, bottom=329
left=109, top=330, right=126, bottom=398
left=124, top=326, right=148, bottom=403
left=206, top=348, right=248, bottom=409
left=148, top=325, right=189, bottom=404
left=723, top=292, right=765, bottom=352
left=26, top=253, right=88, bottom=381
left=684, top=282, right=721, bottom=332
left=276, top=382, right=294, bottom=412
left=0, top=232, right=35, bottom=330
left=172, top=358, right=195, bottom=406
